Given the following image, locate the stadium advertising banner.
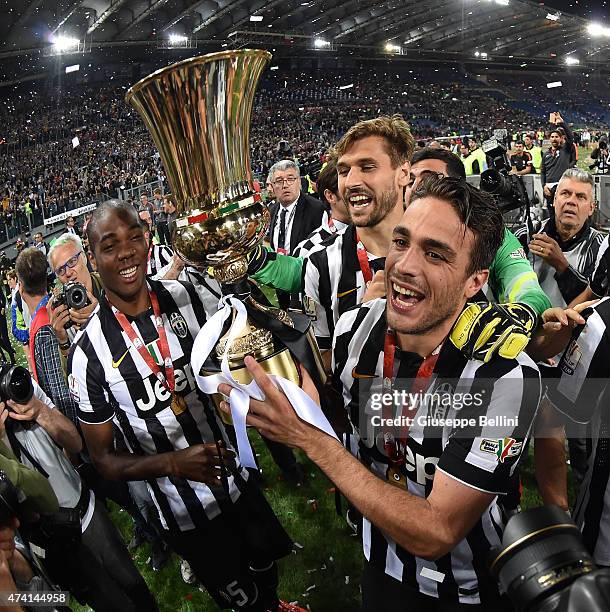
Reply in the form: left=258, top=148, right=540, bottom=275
left=44, top=203, right=97, bottom=226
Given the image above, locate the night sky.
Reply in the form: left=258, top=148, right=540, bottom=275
left=542, top=0, right=610, bottom=21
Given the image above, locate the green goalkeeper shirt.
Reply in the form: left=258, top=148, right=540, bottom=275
left=252, top=228, right=551, bottom=316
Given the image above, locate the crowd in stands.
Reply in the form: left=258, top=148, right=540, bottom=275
left=2, top=66, right=610, bottom=246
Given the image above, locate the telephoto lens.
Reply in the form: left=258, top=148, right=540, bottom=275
left=489, top=506, right=597, bottom=611
left=0, top=364, right=34, bottom=405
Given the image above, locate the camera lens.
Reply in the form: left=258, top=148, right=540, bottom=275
left=489, top=506, right=595, bottom=612
left=0, top=366, right=34, bottom=405
left=66, top=285, right=87, bottom=308
left=480, top=169, right=513, bottom=198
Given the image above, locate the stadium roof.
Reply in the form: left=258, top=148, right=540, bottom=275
left=1, top=0, right=610, bottom=85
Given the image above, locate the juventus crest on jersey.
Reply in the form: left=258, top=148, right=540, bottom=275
left=68, top=278, right=248, bottom=532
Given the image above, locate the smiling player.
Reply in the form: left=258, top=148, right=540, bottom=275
left=67, top=199, right=299, bottom=612
left=219, top=177, right=542, bottom=611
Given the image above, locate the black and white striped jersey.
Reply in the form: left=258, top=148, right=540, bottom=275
left=182, top=267, right=222, bottom=318
left=293, top=214, right=348, bottom=259
left=332, top=298, right=541, bottom=604
left=68, top=278, right=248, bottom=532
left=147, top=244, right=174, bottom=277
left=153, top=256, right=222, bottom=319
left=590, top=235, right=610, bottom=298
left=529, top=218, right=604, bottom=307
left=546, top=297, right=610, bottom=565
left=304, top=225, right=384, bottom=350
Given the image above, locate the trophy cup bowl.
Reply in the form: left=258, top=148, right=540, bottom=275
left=126, top=50, right=325, bottom=403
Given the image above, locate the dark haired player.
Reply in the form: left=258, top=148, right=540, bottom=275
left=220, top=178, right=542, bottom=611
left=68, top=199, right=300, bottom=612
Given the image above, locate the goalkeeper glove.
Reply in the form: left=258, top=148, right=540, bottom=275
left=450, top=302, right=537, bottom=363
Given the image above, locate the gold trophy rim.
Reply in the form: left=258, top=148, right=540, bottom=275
left=125, top=48, right=273, bottom=105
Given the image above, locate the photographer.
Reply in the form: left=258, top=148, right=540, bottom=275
left=0, top=445, right=60, bottom=611
left=1, top=378, right=156, bottom=611
left=528, top=169, right=603, bottom=310
left=47, top=233, right=101, bottom=358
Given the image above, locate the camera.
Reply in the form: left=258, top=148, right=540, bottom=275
left=0, top=364, right=33, bottom=405
left=52, top=281, right=90, bottom=329
left=490, top=505, right=610, bottom=611
left=0, top=470, right=20, bottom=525
left=300, top=154, right=324, bottom=182
left=479, top=139, right=530, bottom=216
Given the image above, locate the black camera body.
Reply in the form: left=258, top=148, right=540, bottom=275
left=479, top=138, right=531, bottom=230
left=300, top=154, right=324, bottom=182
left=52, top=281, right=89, bottom=329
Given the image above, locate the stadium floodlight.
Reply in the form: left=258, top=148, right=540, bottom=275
left=495, top=0, right=509, bottom=5
left=339, top=83, right=354, bottom=90
left=385, top=42, right=401, bottom=53
left=313, top=38, right=330, bottom=49
left=52, top=35, right=79, bottom=52
left=546, top=13, right=560, bottom=21
left=587, top=23, right=610, bottom=37
left=474, top=51, right=480, bottom=57
left=270, top=65, right=279, bottom=70
left=249, top=15, right=263, bottom=22
left=565, top=56, right=580, bottom=65
left=168, top=33, right=188, bottom=45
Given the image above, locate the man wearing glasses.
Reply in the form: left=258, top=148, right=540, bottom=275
left=47, top=233, right=101, bottom=355
left=267, top=159, right=326, bottom=256
left=45, top=233, right=173, bottom=571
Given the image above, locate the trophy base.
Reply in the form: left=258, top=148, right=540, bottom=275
left=204, top=345, right=302, bottom=425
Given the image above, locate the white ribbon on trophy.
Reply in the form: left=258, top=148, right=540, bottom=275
left=191, top=296, right=339, bottom=468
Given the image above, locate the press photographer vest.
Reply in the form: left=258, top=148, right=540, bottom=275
left=528, top=145, right=542, bottom=173
left=461, top=153, right=477, bottom=176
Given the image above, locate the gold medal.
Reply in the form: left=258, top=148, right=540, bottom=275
left=171, top=393, right=188, bottom=416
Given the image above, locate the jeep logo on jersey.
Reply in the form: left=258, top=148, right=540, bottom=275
left=135, top=363, right=196, bottom=414
left=403, top=446, right=439, bottom=485
left=169, top=312, right=188, bottom=339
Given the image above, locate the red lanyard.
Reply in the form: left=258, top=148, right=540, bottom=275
left=112, top=291, right=175, bottom=394
left=382, top=329, right=440, bottom=462
left=327, top=217, right=336, bottom=233
left=355, top=232, right=373, bottom=284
